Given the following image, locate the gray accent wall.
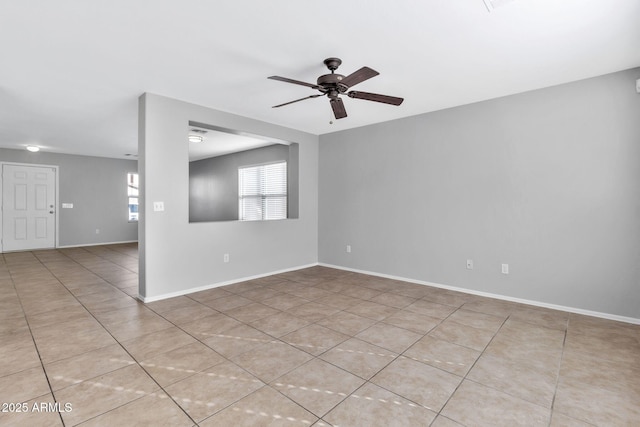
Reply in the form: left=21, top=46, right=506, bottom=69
left=189, top=143, right=296, bottom=222
left=139, top=93, right=318, bottom=300
left=319, top=68, right=640, bottom=319
left=0, top=148, right=138, bottom=247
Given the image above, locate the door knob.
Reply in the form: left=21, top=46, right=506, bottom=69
left=49, top=210, right=55, bottom=214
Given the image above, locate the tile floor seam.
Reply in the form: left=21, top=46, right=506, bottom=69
left=460, top=376, right=553, bottom=408
left=34, top=250, right=135, bottom=308
left=97, top=350, right=197, bottom=426
left=61, top=246, right=138, bottom=274
left=175, top=278, right=427, bottom=422
left=196, top=384, right=316, bottom=426
left=547, top=325, right=574, bottom=427
left=301, top=292, right=457, bottom=392
left=5, top=253, right=67, bottom=426
left=316, top=380, right=385, bottom=422
left=184, top=305, right=368, bottom=390
left=442, top=311, right=576, bottom=425
left=429, top=312, right=509, bottom=425
left=187, top=351, right=318, bottom=423
left=269, top=364, right=357, bottom=421
left=32, top=247, right=199, bottom=426
left=360, top=377, right=439, bottom=416
left=50, top=367, right=154, bottom=426
left=303, top=306, right=454, bottom=417
left=137, top=290, right=335, bottom=422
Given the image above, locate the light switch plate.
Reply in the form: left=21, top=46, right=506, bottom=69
left=153, top=201, right=165, bottom=212
left=62, top=203, right=73, bottom=209
left=501, top=263, right=509, bottom=274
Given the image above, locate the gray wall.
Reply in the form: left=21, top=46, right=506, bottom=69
left=0, top=148, right=138, bottom=247
left=319, top=68, right=640, bottom=319
left=139, top=93, right=318, bottom=300
left=189, top=143, right=294, bottom=222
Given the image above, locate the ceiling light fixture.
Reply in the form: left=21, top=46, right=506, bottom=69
left=188, top=135, right=204, bottom=143
left=26, top=145, right=40, bottom=152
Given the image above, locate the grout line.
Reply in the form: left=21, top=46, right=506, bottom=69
left=4, top=252, right=70, bottom=427
left=52, top=246, right=199, bottom=426
left=548, top=327, right=569, bottom=427
left=154, top=271, right=408, bottom=422
left=427, top=312, right=509, bottom=425
left=25, top=245, right=197, bottom=426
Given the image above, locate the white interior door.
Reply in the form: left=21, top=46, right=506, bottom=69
left=2, top=164, right=56, bottom=252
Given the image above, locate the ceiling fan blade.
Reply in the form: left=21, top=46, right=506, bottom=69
left=268, top=75, right=319, bottom=89
left=347, top=91, right=404, bottom=106
left=340, top=66, right=379, bottom=88
left=330, top=98, right=347, bottom=119
left=272, top=94, right=323, bottom=108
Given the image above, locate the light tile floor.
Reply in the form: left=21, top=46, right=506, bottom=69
left=1, top=244, right=639, bottom=426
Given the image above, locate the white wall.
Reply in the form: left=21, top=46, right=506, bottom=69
left=319, top=68, right=640, bottom=320
left=139, top=94, right=318, bottom=300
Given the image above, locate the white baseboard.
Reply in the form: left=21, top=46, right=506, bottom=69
left=139, top=263, right=318, bottom=303
left=319, top=263, right=640, bottom=325
left=58, top=240, right=138, bottom=249
left=1, top=240, right=138, bottom=253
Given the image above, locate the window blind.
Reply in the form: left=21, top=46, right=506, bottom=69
left=238, top=161, right=287, bottom=221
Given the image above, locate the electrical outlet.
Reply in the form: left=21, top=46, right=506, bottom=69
left=95, top=229, right=100, bottom=234
left=466, top=259, right=473, bottom=269
left=223, top=253, right=230, bottom=263
left=346, top=245, right=351, bottom=253
left=501, top=264, right=509, bottom=274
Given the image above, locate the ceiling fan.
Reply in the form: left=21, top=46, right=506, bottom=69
left=268, top=57, right=404, bottom=120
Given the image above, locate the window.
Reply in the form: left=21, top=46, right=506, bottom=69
left=127, top=173, right=139, bottom=221
left=238, top=161, right=287, bottom=221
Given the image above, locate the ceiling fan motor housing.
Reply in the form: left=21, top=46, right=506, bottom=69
left=317, top=74, right=348, bottom=94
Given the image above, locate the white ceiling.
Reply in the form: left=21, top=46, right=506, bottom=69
left=1, top=0, right=639, bottom=159
left=187, top=126, right=286, bottom=161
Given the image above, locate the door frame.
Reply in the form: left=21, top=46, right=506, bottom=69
left=0, top=161, right=60, bottom=253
